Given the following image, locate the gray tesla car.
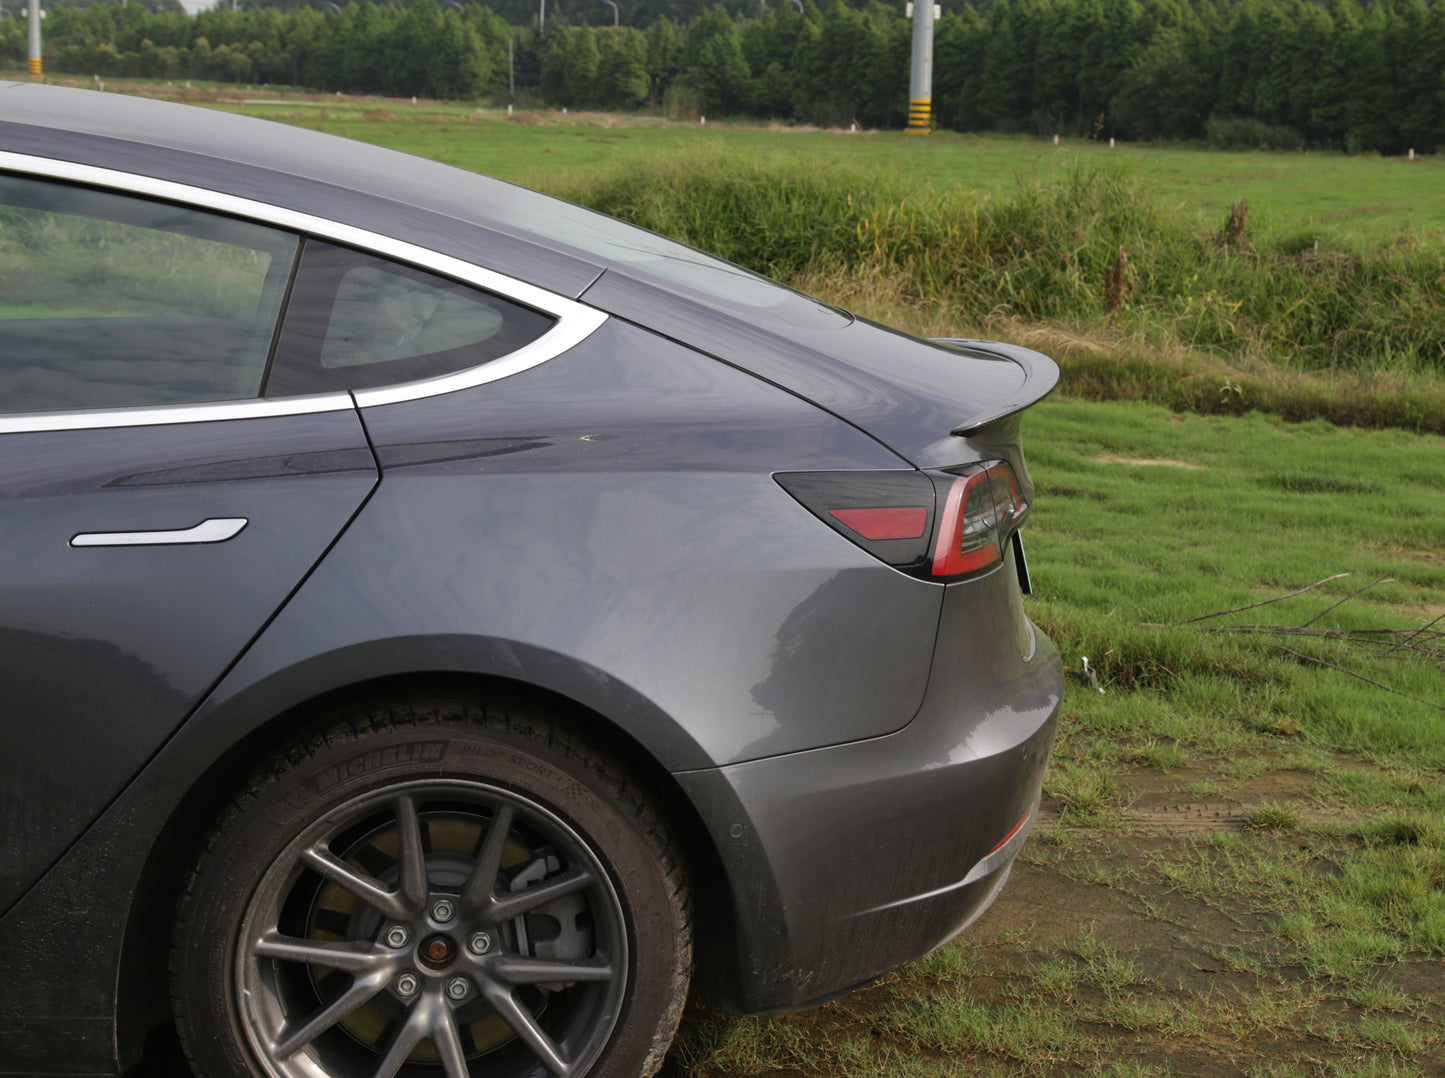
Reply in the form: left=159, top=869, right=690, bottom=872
left=0, top=83, right=1062, bottom=1078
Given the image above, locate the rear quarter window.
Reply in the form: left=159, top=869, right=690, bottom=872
left=265, top=241, right=555, bottom=397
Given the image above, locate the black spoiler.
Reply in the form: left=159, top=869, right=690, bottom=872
left=931, top=339, right=1062, bottom=436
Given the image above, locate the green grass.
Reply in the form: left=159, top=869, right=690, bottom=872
left=1025, top=401, right=1445, bottom=769
left=209, top=94, right=1445, bottom=239
left=1245, top=802, right=1303, bottom=832
left=0, top=200, right=285, bottom=317
left=1132, top=740, right=1188, bottom=771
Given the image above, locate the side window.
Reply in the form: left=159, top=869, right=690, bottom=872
left=265, top=242, right=556, bottom=397
left=0, top=174, right=298, bottom=415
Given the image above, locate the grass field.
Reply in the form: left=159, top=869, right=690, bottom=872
left=199, top=94, right=1445, bottom=240
left=47, top=82, right=1445, bottom=1078
left=47, top=79, right=1445, bottom=238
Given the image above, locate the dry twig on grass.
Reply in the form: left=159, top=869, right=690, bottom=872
left=1173, top=573, right=1350, bottom=626
left=1265, top=643, right=1445, bottom=712
left=1166, top=574, right=1444, bottom=710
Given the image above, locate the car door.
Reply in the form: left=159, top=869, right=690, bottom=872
left=0, top=172, right=379, bottom=914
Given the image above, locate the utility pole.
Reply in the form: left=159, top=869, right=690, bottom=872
left=906, top=1, right=934, bottom=134
left=27, top=0, right=40, bottom=77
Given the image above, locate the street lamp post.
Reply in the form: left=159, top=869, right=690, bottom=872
left=26, top=0, right=40, bottom=77
left=596, top=0, right=618, bottom=25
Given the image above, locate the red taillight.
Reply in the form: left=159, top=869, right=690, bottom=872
left=930, top=463, right=1024, bottom=579
left=828, top=506, right=928, bottom=540
left=774, top=462, right=1027, bottom=581
left=773, top=470, right=939, bottom=575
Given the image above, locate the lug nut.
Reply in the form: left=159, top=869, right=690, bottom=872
left=395, top=973, right=420, bottom=997
left=431, top=899, right=455, bottom=922
left=467, top=931, right=492, bottom=955
left=446, top=977, right=470, bottom=1000
left=384, top=925, right=410, bottom=948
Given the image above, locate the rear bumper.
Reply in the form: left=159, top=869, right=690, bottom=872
left=676, top=545, right=1063, bottom=1013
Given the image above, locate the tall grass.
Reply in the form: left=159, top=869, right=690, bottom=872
left=543, top=149, right=1445, bottom=428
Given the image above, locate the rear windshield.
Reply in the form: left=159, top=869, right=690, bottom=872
left=484, top=194, right=828, bottom=315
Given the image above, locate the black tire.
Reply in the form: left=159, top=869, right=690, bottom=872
left=171, top=698, right=690, bottom=1078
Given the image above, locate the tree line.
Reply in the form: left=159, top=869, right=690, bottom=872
left=3, top=0, right=1442, bottom=152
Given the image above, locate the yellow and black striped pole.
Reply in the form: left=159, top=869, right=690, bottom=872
left=907, top=97, right=931, bottom=134
left=906, top=1, right=933, bottom=134
left=27, top=0, right=42, bottom=77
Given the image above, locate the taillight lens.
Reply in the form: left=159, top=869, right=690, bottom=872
left=828, top=506, right=928, bottom=540
left=775, top=462, right=1027, bottom=582
left=930, top=463, right=1025, bottom=579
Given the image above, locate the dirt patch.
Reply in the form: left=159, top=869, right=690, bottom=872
left=934, top=823, right=1443, bottom=1076
left=1121, top=800, right=1252, bottom=830
left=1371, top=541, right=1445, bottom=568
left=1113, top=764, right=1371, bottom=830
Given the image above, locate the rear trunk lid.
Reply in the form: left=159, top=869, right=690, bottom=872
left=581, top=269, right=1058, bottom=470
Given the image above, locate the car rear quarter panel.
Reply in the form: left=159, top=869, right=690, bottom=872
left=678, top=542, right=1063, bottom=1012
left=236, top=319, right=946, bottom=768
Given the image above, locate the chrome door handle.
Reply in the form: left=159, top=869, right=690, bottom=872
left=70, top=517, right=249, bottom=547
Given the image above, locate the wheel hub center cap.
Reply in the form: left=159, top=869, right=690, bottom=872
left=418, top=933, right=457, bottom=970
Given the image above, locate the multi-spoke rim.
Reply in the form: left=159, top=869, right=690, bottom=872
left=237, top=780, right=627, bottom=1078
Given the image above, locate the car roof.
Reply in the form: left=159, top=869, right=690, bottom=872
left=1, top=83, right=1053, bottom=467
left=0, top=82, right=614, bottom=297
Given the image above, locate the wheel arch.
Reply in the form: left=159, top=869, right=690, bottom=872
left=115, top=666, right=737, bottom=1070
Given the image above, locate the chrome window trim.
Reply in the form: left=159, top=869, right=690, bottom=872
left=349, top=309, right=602, bottom=408
left=0, top=393, right=354, bottom=435
left=0, top=151, right=608, bottom=431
